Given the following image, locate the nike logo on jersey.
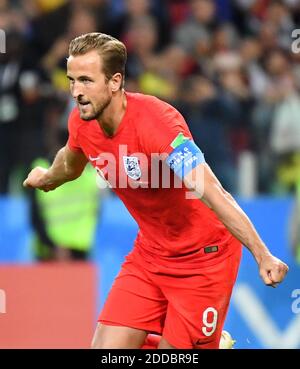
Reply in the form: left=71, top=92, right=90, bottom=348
left=89, top=155, right=101, bottom=162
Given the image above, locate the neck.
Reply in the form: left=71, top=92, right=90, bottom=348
left=97, top=90, right=127, bottom=137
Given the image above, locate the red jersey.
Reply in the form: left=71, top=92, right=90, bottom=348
left=68, top=92, right=234, bottom=268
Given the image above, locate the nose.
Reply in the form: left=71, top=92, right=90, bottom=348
left=71, top=80, right=83, bottom=99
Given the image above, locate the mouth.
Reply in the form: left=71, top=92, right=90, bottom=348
left=78, top=101, right=91, bottom=107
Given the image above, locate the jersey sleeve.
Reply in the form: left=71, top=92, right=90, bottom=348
left=67, top=108, right=83, bottom=153
left=142, top=97, right=205, bottom=178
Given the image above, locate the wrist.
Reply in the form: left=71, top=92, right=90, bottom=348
left=44, top=169, right=62, bottom=188
left=252, top=245, right=271, bottom=264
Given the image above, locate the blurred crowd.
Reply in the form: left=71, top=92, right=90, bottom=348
left=1, top=0, right=300, bottom=195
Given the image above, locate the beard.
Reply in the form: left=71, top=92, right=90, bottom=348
left=78, top=95, right=112, bottom=121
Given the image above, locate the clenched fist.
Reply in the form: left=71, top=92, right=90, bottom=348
left=23, top=167, right=57, bottom=192
left=258, top=254, right=289, bottom=287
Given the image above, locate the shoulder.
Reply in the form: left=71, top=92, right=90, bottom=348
left=127, top=93, right=192, bottom=154
left=127, top=92, right=182, bottom=123
left=129, top=92, right=170, bottom=110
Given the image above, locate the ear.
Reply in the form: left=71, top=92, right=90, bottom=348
left=109, top=73, right=122, bottom=92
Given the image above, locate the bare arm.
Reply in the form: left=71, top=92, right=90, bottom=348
left=184, top=163, right=289, bottom=286
left=23, top=145, right=88, bottom=192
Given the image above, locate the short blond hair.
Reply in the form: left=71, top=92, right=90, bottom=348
left=69, top=32, right=127, bottom=88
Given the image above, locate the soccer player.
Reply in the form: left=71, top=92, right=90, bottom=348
left=23, top=33, right=288, bottom=349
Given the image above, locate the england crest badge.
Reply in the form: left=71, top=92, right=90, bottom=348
left=123, top=156, right=141, bottom=180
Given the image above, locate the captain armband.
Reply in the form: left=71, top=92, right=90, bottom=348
left=166, top=140, right=205, bottom=179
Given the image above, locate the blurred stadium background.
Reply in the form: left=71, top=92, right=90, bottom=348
left=1, top=0, right=300, bottom=349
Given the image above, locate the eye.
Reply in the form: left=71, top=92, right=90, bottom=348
left=80, top=78, right=92, bottom=84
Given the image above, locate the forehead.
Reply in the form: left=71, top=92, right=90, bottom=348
left=67, top=50, right=103, bottom=75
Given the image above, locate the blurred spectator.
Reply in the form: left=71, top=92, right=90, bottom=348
left=111, top=0, right=171, bottom=50
left=29, top=157, right=100, bottom=262
left=290, top=178, right=300, bottom=264
left=0, top=31, right=27, bottom=193
left=126, top=15, right=160, bottom=77
left=27, top=122, right=100, bottom=261
left=270, top=73, right=300, bottom=192
left=259, top=1, right=295, bottom=50
left=252, top=49, right=300, bottom=192
left=211, top=23, right=239, bottom=53
left=174, top=0, right=218, bottom=63
left=17, top=71, right=64, bottom=175
left=269, top=74, right=300, bottom=155
left=40, top=6, right=98, bottom=91
left=30, top=0, right=111, bottom=60
left=139, top=43, right=194, bottom=101
left=167, top=0, right=191, bottom=27
left=239, top=37, right=266, bottom=99
left=178, top=75, right=240, bottom=192
left=213, top=52, right=254, bottom=156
